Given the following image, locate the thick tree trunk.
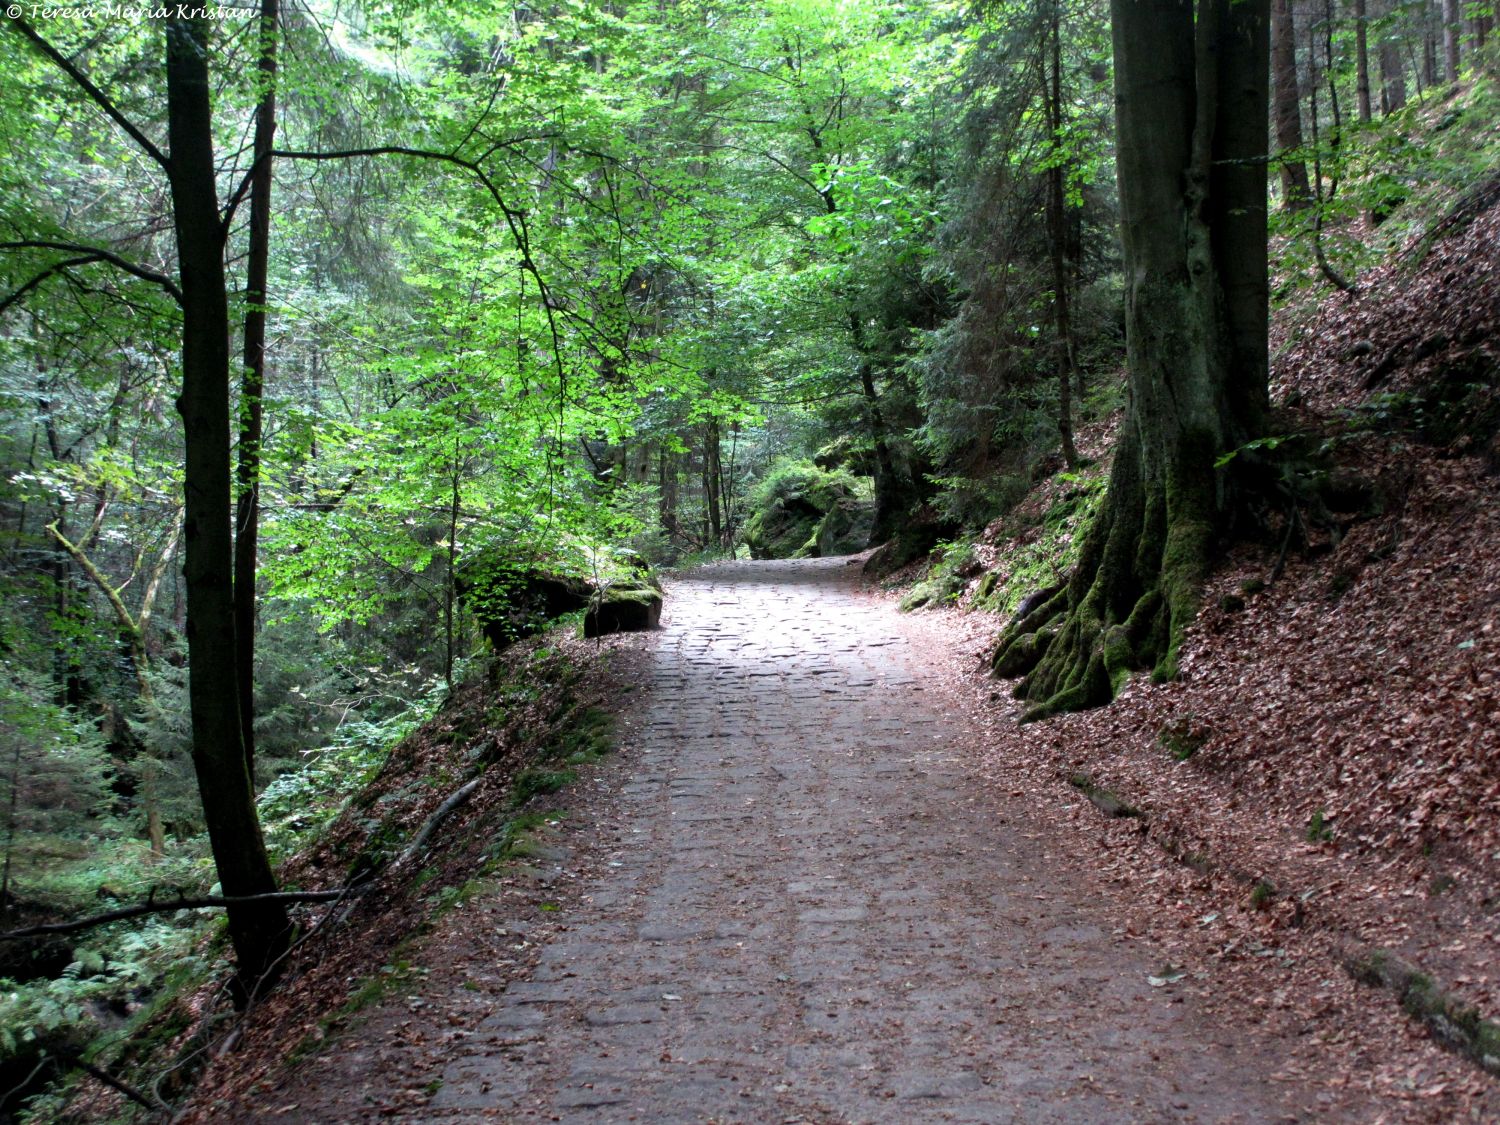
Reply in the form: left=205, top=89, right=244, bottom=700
left=1443, top=0, right=1461, bottom=80
left=992, top=0, right=1269, bottom=720
left=1378, top=0, right=1407, bottom=114
left=166, top=16, right=289, bottom=1002
left=234, top=0, right=278, bottom=780
left=1272, top=0, right=1313, bottom=208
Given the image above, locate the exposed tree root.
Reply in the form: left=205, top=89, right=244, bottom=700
left=991, top=429, right=1217, bottom=722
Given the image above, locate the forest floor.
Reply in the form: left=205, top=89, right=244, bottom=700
left=178, top=558, right=1496, bottom=1123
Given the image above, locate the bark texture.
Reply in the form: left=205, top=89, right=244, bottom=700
left=1272, top=0, right=1312, bottom=209
left=166, top=16, right=289, bottom=999
left=992, top=0, right=1269, bottom=721
left=234, top=0, right=278, bottom=777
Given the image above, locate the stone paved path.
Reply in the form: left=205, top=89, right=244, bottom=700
left=419, top=559, right=1312, bottom=1123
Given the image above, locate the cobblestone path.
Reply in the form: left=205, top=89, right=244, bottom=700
left=408, top=559, right=1318, bottom=1124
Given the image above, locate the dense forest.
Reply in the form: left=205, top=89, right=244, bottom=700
left=1, top=0, right=1497, bottom=1116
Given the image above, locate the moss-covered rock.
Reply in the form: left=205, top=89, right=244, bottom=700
left=743, top=460, right=869, bottom=559
left=460, top=550, right=663, bottom=649
left=584, top=577, right=663, bottom=637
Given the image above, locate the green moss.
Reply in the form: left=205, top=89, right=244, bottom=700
left=1066, top=772, right=1142, bottom=818
left=975, top=477, right=1105, bottom=617
left=1250, top=880, right=1277, bottom=910
left=511, top=767, right=576, bottom=806
left=1306, top=810, right=1334, bottom=842
left=1157, top=714, right=1209, bottom=761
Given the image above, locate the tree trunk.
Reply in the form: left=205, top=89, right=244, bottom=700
left=703, top=418, right=722, bottom=548
left=1355, top=0, right=1374, bottom=121
left=166, top=15, right=289, bottom=1003
left=234, top=0, right=278, bottom=781
left=856, top=357, right=907, bottom=545
left=1443, top=0, right=1460, bottom=81
left=992, top=0, right=1269, bottom=720
left=1422, top=2, right=1439, bottom=87
left=1272, top=0, right=1313, bottom=208
left=658, top=447, right=678, bottom=544
left=1045, top=0, right=1081, bottom=468
left=1378, top=0, right=1407, bottom=114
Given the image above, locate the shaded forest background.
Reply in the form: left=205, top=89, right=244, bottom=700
left=1, top=0, right=1497, bottom=1116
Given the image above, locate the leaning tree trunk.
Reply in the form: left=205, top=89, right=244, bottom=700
left=991, top=0, right=1269, bottom=721
left=166, top=15, right=290, bottom=1002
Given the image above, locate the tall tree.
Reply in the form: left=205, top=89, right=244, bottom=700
left=1355, top=0, right=1375, bottom=121
left=1043, top=0, right=1082, bottom=468
left=165, top=14, right=289, bottom=997
left=1272, top=0, right=1313, bottom=208
left=992, top=0, right=1271, bottom=718
left=234, top=0, right=280, bottom=779
left=1443, top=0, right=1461, bottom=81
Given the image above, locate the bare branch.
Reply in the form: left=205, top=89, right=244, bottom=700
left=0, top=240, right=182, bottom=304
left=0, top=255, right=99, bottom=316
left=4, top=16, right=170, bottom=171
left=0, top=889, right=350, bottom=940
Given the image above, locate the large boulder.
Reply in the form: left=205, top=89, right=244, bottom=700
left=459, top=552, right=663, bottom=649
left=584, top=576, right=663, bottom=637
left=743, top=461, right=870, bottom=559
left=744, top=494, right=824, bottom=559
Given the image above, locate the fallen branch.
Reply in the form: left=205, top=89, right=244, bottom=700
left=1344, top=947, right=1500, bottom=1076
left=52, top=1049, right=167, bottom=1113
left=0, top=890, right=348, bottom=940
left=398, top=777, right=483, bottom=867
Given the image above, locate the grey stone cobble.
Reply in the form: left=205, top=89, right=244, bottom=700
left=417, top=558, right=1306, bottom=1122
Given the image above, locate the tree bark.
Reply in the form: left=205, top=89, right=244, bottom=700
left=166, top=15, right=289, bottom=1002
left=1442, top=0, right=1460, bottom=81
left=1378, top=0, right=1407, bottom=113
left=703, top=418, right=723, bottom=549
left=1045, top=0, right=1081, bottom=468
left=1272, top=0, right=1313, bottom=208
left=234, top=0, right=278, bottom=781
left=1355, top=0, right=1374, bottom=122
left=992, top=0, right=1269, bottom=720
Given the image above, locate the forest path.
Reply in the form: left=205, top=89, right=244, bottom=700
left=400, top=557, right=1322, bottom=1123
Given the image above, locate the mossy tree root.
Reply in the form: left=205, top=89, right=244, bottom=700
left=993, top=427, right=1218, bottom=722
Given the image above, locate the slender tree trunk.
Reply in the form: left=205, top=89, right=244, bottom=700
left=1045, top=1, right=1081, bottom=469
left=658, top=447, right=678, bottom=545
left=166, top=15, right=289, bottom=1003
left=234, top=0, right=278, bottom=780
left=703, top=418, right=722, bottom=548
left=855, top=355, right=906, bottom=545
left=1, top=736, right=23, bottom=911
left=1355, top=0, right=1374, bottom=121
left=444, top=447, right=460, bottom=689
left=1422, top=2, right=1439, bottom=87
left=993, top=0, right=1270, bottom=719
left=1273, top=0, right=1313, bottom=208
